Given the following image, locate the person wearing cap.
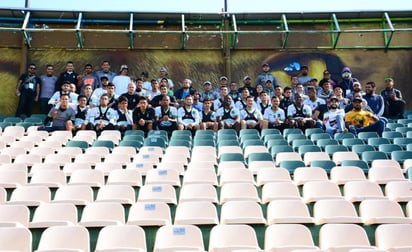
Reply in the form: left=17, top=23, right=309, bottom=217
left=92, top=76, right=109, bottom=100
left=363, top=81, right=385, bottom=117
left=94, top=61, right=116, bottom=88
left=55, top=61, right=78, bottom=93
left=381, top=78, right=405, bottom=119
left=239, top=76, right=257, bottom=98
left=319, top=70, right=337, bottom=88
left=261, top=96, right=286, bottom=132
left=14, top=63, right=41, bottom=118
left=344, top=91, right=372, bottom=113
left=256, top=63, right=278, bottom=87
left=48, top=81, right=79, bottom=108
left=338, top=66, right=359, bottom=97
left=286, top=93, right=315, bottom=131
left=132, top=96, right=155, bottom=134
left=309, top=78, right=323, bottom=94
left=345, top=96, right=386, bottom=137
left=78, top=64, right=99, bottom=95
left=240, top=95, right=264, bottom=130
left=297, top=65, right=313, bottom=87
left=112, top=64, right=132, bottom=96
left=174, top=78, right=195, bottom=106
left=303, top=86, right=325, bottom=111
left=85, top=93, right=119, bottom=135
left=213, top=76, right=229, bottom=97
left=264, top=79, right=275, bottom=98
left=215, top=95, right=241, bottom=134
left=323, top=96, right=346, bottom=137
left=346, top=81, right=365, bottom=100
left=158, top=67, right=174, bottom=90
left=200, top=81, right=218, bottom=102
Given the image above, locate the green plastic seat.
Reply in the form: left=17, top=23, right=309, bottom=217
left=341, top=160, right=369, bottom=173
left=310, top=133, right=331, bottom=144
left=382, top=131, right=403, bottom=140
left=352, top=144, right=375, bottom=156
left=283, top=128, right=304, bottom=137
left=342, top=138, right=364, bottom=150
left=367, top=137, right=391, bottom=148
left=393, top=138, right=412, bottom=149
left=119, top=140, right=143, bottom=150
left=264, top=134, right=284, bottom=145
left=391, top=150, right=412, bottom=165
left=3, top=117, right=23, bottom=125
left=92, top=140, right=115, bottom=151
left=324, top=145, right=349, bottom=156
left=261, top=129, right=281, bottom=139
left=333, top=132, right=355, bottom=143
left=298, top=145, right=322, bottom=156
left=279, top=160, right=306, bottom=174
left=248, top=152, right=273, bottom=163
left=316, top=139, right=339, bottom=150
left=357, top=132, right=379, bottom=141
left=270, top=145, right=294, bottom=157
left=378, top=144, right=403, bottom=156
left=292, top=139, right=314, bottom=152
left=193, top=139, right=215, bottom=147
left=66, top=140, right=89, bottom=151
left=219, top=153, right=245, bottom=163
left=168, top=139, right=191, bottom=148
left=143, top=137, right=167, bottom=149
left=310, top=160, right=337, bottom=173
left=124, top=130, right=145, bottom=137
left=304, top=128, right=324, bottom=137
left=361, top=151, right=388, bottom=164
left=286, top=134, right=307, bottom=144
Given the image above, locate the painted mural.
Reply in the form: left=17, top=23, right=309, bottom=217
left=0, top=48, right=411, bottom=116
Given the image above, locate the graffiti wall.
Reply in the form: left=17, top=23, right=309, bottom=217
left=0, top=48, right=411, bottom=115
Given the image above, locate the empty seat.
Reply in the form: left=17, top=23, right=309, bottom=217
left=375, top=224, right=412, bottom=252
left=267, top=199, right=314, bottom=224
left=179, top=183, right=218, bottom=203
left=385, top=181, right=412, bottom=202
left=319, top=224, right=374, bottom=252
left=368, top=166, right=406, bottom=184
left=0, top=204, right=29, bottom=227
left=126, top=162, right=154, bottom=176
left=69, top=169, right=105, bottom=187
left=330, top=166, right=367, bottom=185
left=313, top=199, right=361, bottom=224
left=137, top=184, right=177, bottom=205
left=303, top=152, right=330, bottom=166
left=0, top=170, right=27, bottom=188
left=262, top=181, right=300, bottom=203
left=36, top=225, right=90, bottom=252
left=8, top=185, right=50, bottom=206
left=220, top=182, right=260, bottom=203
left=182, top=169, right=218, bottom=186
left=0, top=226, right=32, bottom=252
left=264, top=224, right=319, bottom=252
left=95, top=225, right=146, bottom=252
left=220, top=200, right=265, bottom=224
left=62, top=162, right=92, bottom=176
left=106, top=169, right=142, bottom=187
left=371, top=159, right=402, bottom=169
left=209, top=224, right=261, bottom=252
left=174, top=201, right=219, bottom=225
left=53, top=185, right=94, bottom=205
left=219, top=168, right=255, bottom=186
left=79, top=202, right=125, bottom=227
left=302, top=181, right=342, bottom=203
left=359, top=199, right=411, bottom=224
left=344, top=181, right=385, bottom=202
left=30, top=202, right=78, bottom=228
left=95, top=185, right=136, bottom=204
left=256, top=167, right=291, bottom=186
left=332, top=151, right=360, bottom=165
left=293, top=167, right=328, bottom=186
left=127, top=202, right=171, bottom=226
left=154, top=224, right=205, bottom=252
left=29, top=170, right=66, bottom=188
left=145, top=169, right=181, bottom=187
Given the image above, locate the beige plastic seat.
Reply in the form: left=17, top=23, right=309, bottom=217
left=21, top=134, right=43, bottom=146
left=29, top=170, right=66, bottom=188
left=319, top=224, right=375, bottom=252
left=36, top=225, right=90, bottom=252
left=154, top=224, right=205, bottom=252
left=264, top=224, right=319, bottom=252
left=385, top=181, right=412, bottom=202
left=166, top=146, right=191, bottom=159
left=3, top=126, right=25, bottom=140
left=313, top=199, right=362, bottom=225
left=220, top=200, right=266, bottom=224
left=126, top=162, right=154, bottom=176
left=79, top=202, right=125, bottom=227
left=333, top=151, right=360, bottom=165
left=8, top=185, right=50, bottom=206
left=0, top=187, right=6, bottom=205
left=50, top=130, right=73, bottom=141
left=94, top=162, right=123, bottom=176
left=112, top=146, right=137, bottom=158
left=244, top=145, right=269, bottom=159
left=14, top=153, right=42, bottom=166
left=267, top=199, right=314, bottom=224
left=29, top=202, right=78, bottom=228
left=10, top=142, right=35, bottom=152
left=293, top=167, right=328, bottom=186
left=375, top=224, right=412, bottom=252
left=220, top=182, right=260, bottom=203
left=72, top=134, right=94, bottom=146
left=45, top=135, right=69, bottom=146
left=97, top=134, right=119, bottom=146
left=304, top=152, right=330, bottom=166
left=84, top=146, right=110, bottom=159
left=145, top=169, right=181, bottom=187
left=344, top=181, right=385, bottom=202
left=403, top=159, right=412, bottom=172
left=156, top=161, right=186, bottom=175
left=53, top=185, right=94, bottom=205
left=0, top=135, right=17, bottom=146
left=0, top=204, right=30, bottom=227
left=217, top=161, right=246, bottom=175
left=106, top=169, right=142, bottom=187
left=275, top=152, right=302, bottom=166
left=179, top=183, right=218, bottom=203
left=74, top=153, right=102, bottom=166
left=359, top=199, right=411, bottom=224
left=95, top=184, right=136, bottom=204
left=219, top=167, right=255, bottom=186
left=218, top=145, right=243, bottom=157
left=209, top=224, right=261, bottom=252
left=182, top=168, right=218, bottom=186
left=57, top=146, right=84, bottom=159
left=162, top=152, right=188, bottom=166
left=0, top=163, right=27, bottom=173
left=99, top=130, right=121, bottom=141
left=27, top=129, right=49, bottom=140
left=248, top=160, right=276, bottom=175
left=368, top=166, right=406, bottom=184
left=1, top=146, right=27, bottom=159
left=371, top=159, right=402, bottom=169
left=127, top=201, right=171, bottom=226
left=256, top=167, right=292, bottom=186
left=44, top=153, right=72, bottom=167
left=69, top=169, right=105, bottom=187
left=192, top=146, right=216, bottom=158
left=38, top=140, right=63, bottom=152
left=29, top=146, right=56, bottom=159
left=330, top=166, right=367, bottom=185
left=186, top=161, right=216, bottom=171
left=262, top=181, right=301, bottom=203
left=95, top=225, right=146, bottom=252
left=174, top=201, right=219, bottom=225
left=0, top=154, right=11, bottom=164
left=0, top=170, right=27, bottom=188
left=137, top=184, right=177, bottom=205
left=302, top=181, right=342, bottom=203
left=63, top=162, right=92, bottom=176
left=133, top=153, right=160, bottom=168
left=139, top=146, right=163, bottom=159
left=30, top=163, right=60, bottom=176
left=0, top=226, right=32, bottom=252
left=104, top=153, right=131, bottom=166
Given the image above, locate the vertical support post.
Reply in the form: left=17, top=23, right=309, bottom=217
left=21, top=11, right=31, bottom=48
left=281, top=14, right=289, bottom=49
left=181, top=14, right=186, bottom=49
left=76, top=12, right=83, bottom=49
left=232, top=14, right=238, bottom=49
left=129, top=13, right=134, bottom=49
left=222, top=0, right=231, bottom=79
left=331, top=13, right=341, bottom=49
left=383, top=12, right=394, bottom=49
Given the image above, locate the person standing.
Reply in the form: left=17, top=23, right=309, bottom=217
left=39, top=64, right=58, bottom=114
left=112, top=64, right=131, bottom=96
left=94, top=61, right=116, bottom=88
left=56, top=61, right=78, bottom=92
left=78, top=64, right=98, bottom=95
left=381, top=78, right=405, bottom=119
left=256, top=63, right=278, bottom=87
left=15, top=63, right=41, bottom=117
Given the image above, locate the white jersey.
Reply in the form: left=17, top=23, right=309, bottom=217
left=216, top=107, right=240, bottom=125
left=240, top=108, right=263, bottom=124
left=177, top=106, right=200, bottom=126
left=303, top=98, right=326, bottom=111
left=324, top=109, right=345, bottom=129
left=263, top=107, right=286, bottom=123
left=112, top=75, right=131, bottom=96
left=154, top=106, right=178, bottom=127
left=287, top=104, right=312, bottom=118
left=86, top=106, right=118, bottom=125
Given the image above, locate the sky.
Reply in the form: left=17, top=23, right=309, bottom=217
left=1, top=0, right=411, bottom=13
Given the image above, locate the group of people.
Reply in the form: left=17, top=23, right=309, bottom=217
left=13, top=60, right=405, bottom=137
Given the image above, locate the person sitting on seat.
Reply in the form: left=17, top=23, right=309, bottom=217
left=240, top=96, right=264, bottom=130
left=177, top=95, right=201, bottom=134
left=38, top=94, right=75, bottom=132
left=85, top=93, right=118, bottom=135
left=154, top=95, right=178, bottom=135
left=216, top=95, right=241, bottom=134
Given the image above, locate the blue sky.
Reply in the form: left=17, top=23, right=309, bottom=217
left=1, top=0, right=411, bottom=13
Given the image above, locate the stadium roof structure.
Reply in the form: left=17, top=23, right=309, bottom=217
left=0, top=0, right=410, bottom=49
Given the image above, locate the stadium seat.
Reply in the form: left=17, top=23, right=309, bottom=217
left=95, top=225, right=146, bottom=252
left=330, top=166, right=367, bottom=185
left=36, top=226, right=90, bottom=252
left=95, top=184, right=136, bottom=204
left=332, top=151, right=360, bottom=165
left=175, top=201, right=219, bottom=225
left=391, top=150, right=412, bottom=164
left=313, top=199, right=361, bottom=224
left=8, top=185, right=50, bottom=206
left=358, top=131, right=379, bottom=141
left=0, top=226, right=32, bottom=252
left=375, top=224, right=412, bottom=252
left=342, top=138, right=365, bottom=150
left=293, top=167, right=329, bottom=185
left=0, top=170, right=27, bottom=188
left=359, top=199, right=411, bottom=224
left=319, top=224, right=374, bottom=251
left=367, top=137, right=391, bottom=148
left=220, top=182, right=260, bottom=203
left=68, top=169, right=105, bottom=187
left=127, top=202, right=171, bottom=226
left=209, top=224, right=261, bottom=252
left=302, top=180, right=342, bottom=203
left=29, top=170, right=66, bottom=188
left=29, top=202, right=78, bottom=228
left=352, top=145, right=376, bottom=156
left=53, top=185, right=94, bottom=206
left=264, top=224, right=319, bottom=252
left=145, top=169, right=181, bottom=187
left=179, top=183, right=218, bottom=203
left=219, top=168, right=255, bottom=186
left=79, top=202, right=125, bottom=227
left=303, top=152, right=330, bottom=166
left=137, top=184, right=177, bottom=205
left=0, top=204, right=30, bottom=227
left=220, top=200, right=265, bottom=224
left=154, top=225, right=205, bottom=252
left=261, top=181, right=300, bottom=203
left=256, top=167, right=291, bottom=186
left=385, top=181, right=412, bottom=202
left=310, top=160, right=337, bottom=173
left=266, top=199, right=314, bottom=224
left=344, top=180, right=385, bottom=202
left=368, top=166, right=406, bottom=184
left=106, top=169, right=142, bottom=187
left=341, top=160, right=369, bottom=173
